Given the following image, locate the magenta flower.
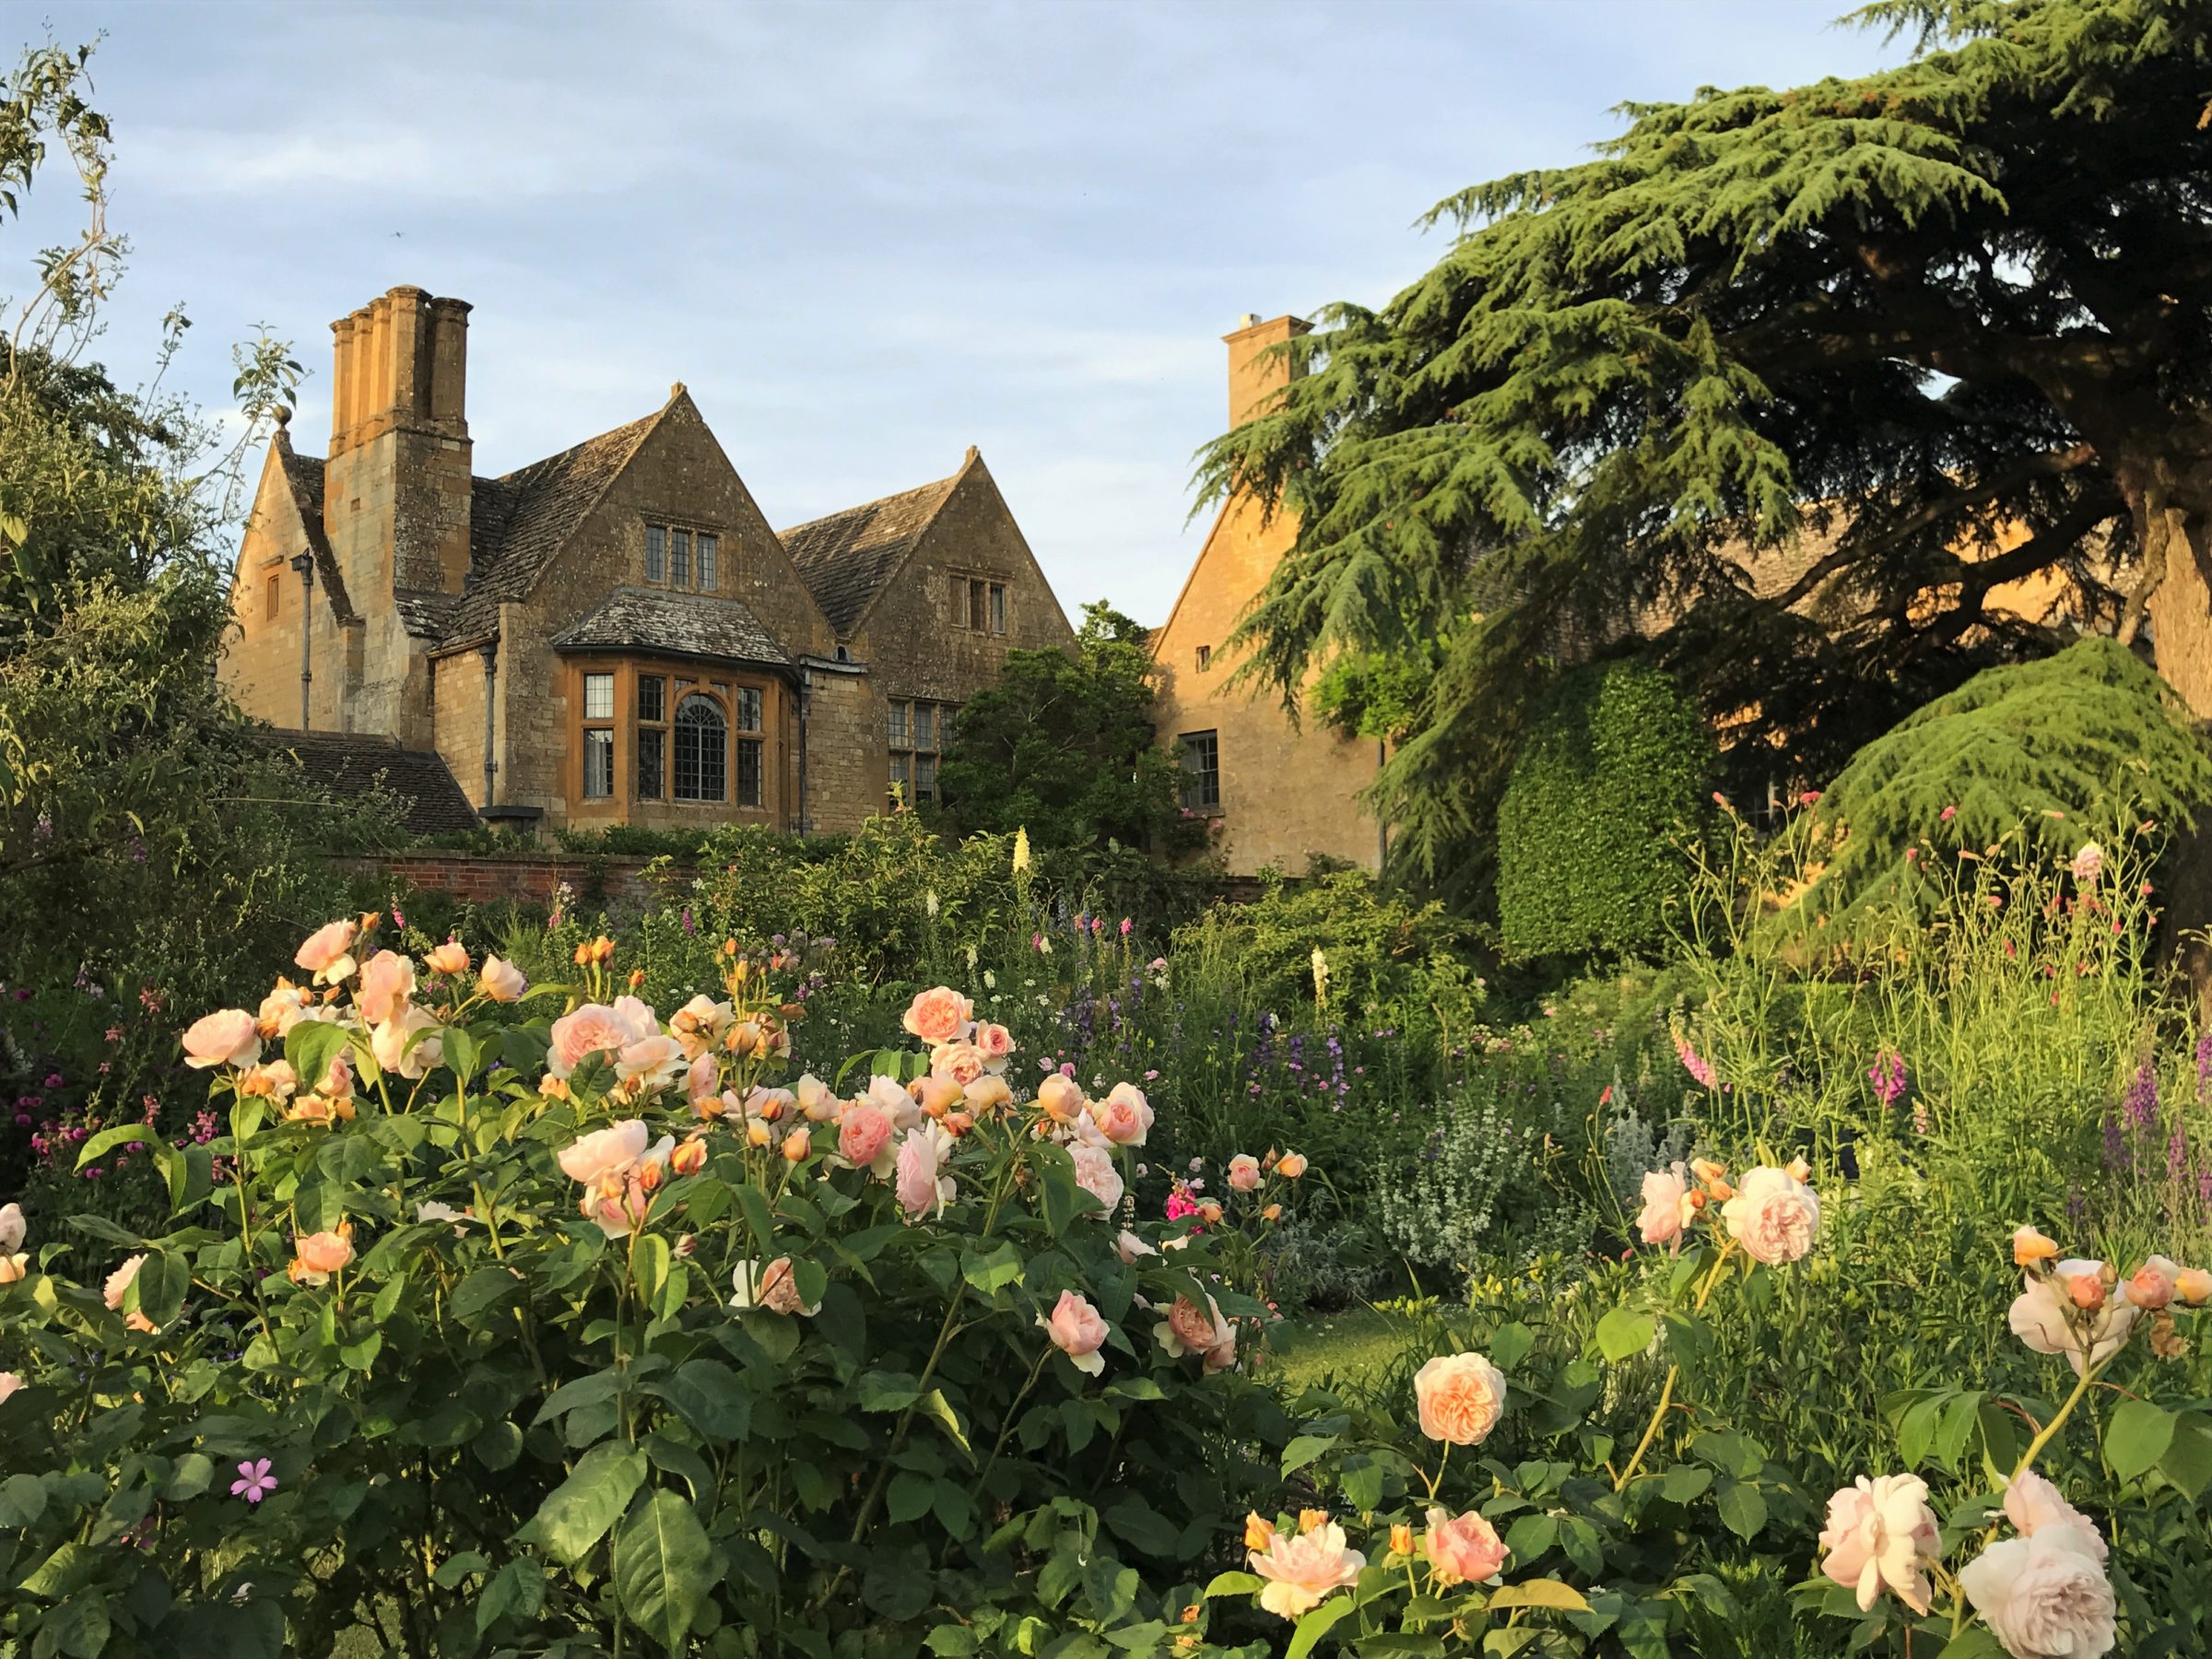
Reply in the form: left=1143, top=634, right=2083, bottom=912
left=230, top=1458, right=278, bottom=1503
left=1869, top=1051, right=1908, bottom=1109
left=1673, top=1030, right=1715, bottom=1088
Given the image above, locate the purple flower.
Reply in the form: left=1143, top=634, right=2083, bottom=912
left=1868, top=1051, right=1908, bottom=1110
left=2124, top=1061, right=2159, bottom=1131
left=230, top=1458, right=278, bottom=1503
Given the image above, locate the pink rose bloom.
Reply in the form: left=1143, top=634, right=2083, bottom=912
left=477, top=955, right=527, bottom=1004
left=1091, top=1091, right=1152, bottom=1147
left=973, top=1021, right=1015, bottom=1064
left=838, top=1101, right=897, bottom=1175
left=1818, top=1474, right=1941, bottom=1613
left=2070, top=841, right=2104, bottom=883
left=2009, top=1260, right=2139, bottom=1375
left=895, top=1124, right=956, bottom=1218
left=548, top=1004, right=637, bottom=1079
left=182, top=1008, right=261, bottom=1070
left=930, top=1041, right=990, bottom=1088
left=579, top=1136, right=673, bottom=1239
left=1959, top=1525, right=2117, bottom=1659
left=0, top=1372, right=21, bottom=1407
left=1423, top=1506, right=1508, bottom=1586
left=1227, top=1154, right=1262, bottom=1193
left=1248, top=1520, right=1365, bottom=1620
left=687, top=1053, right=721, bottom=1108
left=558, top=1120, right=651, bottom=1185
left=1637, top=1163, right=1692, bottom=1247
left=357, top=950, right=417, bottom=1028
left=424, top=941, right=468, bottom=977
left=256, top=983, right=317, bottom=1038
left=295, top=919, right=359, bottom=983
left=732, top=1257, right=819, bottom=1317
left=371, top=1007, right=443, bottom=1079
left=1038, top=1289, right=1110, bottom=1376
left=0, top=1204, right=22, bottom=1254
left=1720, top=1164, right=1821, bottom=1264
left=2004, top=1472, right=2109, bottom=1565
left=1414, top=1352, right=1507, bottom=1445
left=795, top=1074, right=839, bottom=1122
left=2126, top=1255, right=2181, bottom=1312
left=1070, top=1144, right=1124, bottom=1216
left=902, top=985, right=973, bottom=1045
left=1114, top=1229, right=1157, bottom=1264
left=865, top=1073, right=924, bottom=1130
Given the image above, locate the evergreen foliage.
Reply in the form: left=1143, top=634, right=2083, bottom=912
left=937, top=600, right=1205, bottom=855
left=1496, top=660, right=1716, bottom=960
left=1775, top=637, right=2212, bottom=926
left=1194, top=0, right=2212, bottom=902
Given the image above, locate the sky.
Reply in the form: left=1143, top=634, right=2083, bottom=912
left=14, top=0, right=1906, bottom=625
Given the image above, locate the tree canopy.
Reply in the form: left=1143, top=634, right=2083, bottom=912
left=936, top=602, right=1206, bottom=855
left=1197, top=0, right=2212, bottom=900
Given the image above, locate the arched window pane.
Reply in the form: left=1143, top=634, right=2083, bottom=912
left=674, top=694, right=726, bottom=801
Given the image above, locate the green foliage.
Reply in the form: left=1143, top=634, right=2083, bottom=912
left=1497, top=661, right=1715, bottom=961
left=1771, top=637, right=2212, bottom=931
left=939, top=601, right=1206, bottom=855
left=1194, top=0, right=2212, bottom=899
left=1311, top=642, right=1439, bottom=744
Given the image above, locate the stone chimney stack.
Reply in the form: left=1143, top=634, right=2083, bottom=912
left=1224, top=312, right=1310, bottom=429
left=325, top=286, right=475, bottom=596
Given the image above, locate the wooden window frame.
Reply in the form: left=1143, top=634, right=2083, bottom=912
left=888, top=696, right=947, bottom=807
left=635, top=674, right=666, bottom=799
left=1178, top=729, right=1220, bottom=813
left=951, top=572, right=1010, bottom=634
left=642, top=520, right=725, bottom=593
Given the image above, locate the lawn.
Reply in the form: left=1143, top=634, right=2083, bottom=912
left=1262, top=1302, right=1434, bottom=1396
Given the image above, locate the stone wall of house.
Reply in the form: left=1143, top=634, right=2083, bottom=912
left=225, top=450, right=352, bottom=733
left=800, top=664, right=882, bottom=832
left=431, top=646, right=493, bottom=808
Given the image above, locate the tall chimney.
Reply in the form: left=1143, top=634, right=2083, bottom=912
left=1224, top=312, right=1310, bottom=429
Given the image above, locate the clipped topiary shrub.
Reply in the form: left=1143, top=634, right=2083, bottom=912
left=1496, top=660, right=1715, bottom=961
left=1773, top=638, right=2212, bottom=931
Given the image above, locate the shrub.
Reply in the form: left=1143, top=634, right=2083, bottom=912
left=1496, top=661, right=1715, bottom=961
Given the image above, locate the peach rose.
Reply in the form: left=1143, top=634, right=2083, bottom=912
left=1423, top=1506, right=1508, bottom=1586
left=1638, top=1163, right=1692, bottom=1247
left=182, top=1008, right=261, bottom=1070
left=974, top=1021, right=1015, bottom=1065
left=424, top=941, right=469, bottom=977
left=295, top=919, right=359, bottom=983
left=1818, top=1474, right=1940, bottom=1614
left=1227, top=1154, right=1262, bottom=1193
left=1248, top=1519, right=1365, bottom=1620
left=256, top=982, right=317, bottom=1039
left=795, top=1074, right=839, bottom=1122
left=1039, top=1289, right=1110, bottom=1376
left=371, top=1007, right=443, bottom=1079
left=1414, top=1352, right=1507, bottom=1445
left=2178, top=1267, right=2212, bottom=1306
left=838, top=1101, right=897, bottom=1175
left=580, top=1136, right=674, bottom=1239
left=616, top=1033, right=688, bottom=1090
left=732, top=1256, right=819, bottom=1317
left=2014, top=1226, right=2060, bottom=1266
left=1959, top=1525, right=2116, bottom=1659
left=103, top=1253, right=158, bottom=1333
left=2127, top=1255, right=2181, bottom=1311
left=1091, top=1091, right=1151, bottom=1147
left=0, top=1253, right=26, bottom=1285
left=669, top=994, right=735, bottom=1058
left=964, top=1074, right=1014, bottom=1114
left=1070, top=1144, right=1124, bottom=1216
left=1036, top=1073, right=1086, bottom=1124
left=1720, top=1164, right=1821, bottom=1265
left=930, top=1041, right=990, bottom=1088
left=902, top=985, right=973, bottom=1045
left=915, top=1075, right=965, bottom=1118
left=782, top=1127, right=813, bottom=1163
left=2010, top=1259, right=2139, bottom=1375
left=558, top=1120, right=651, bottom=1185
left=865, top=1073, right=924, bottom=1130
left=477, top=955, right=527, bottom=1003
left=1276, top=1150, right=1308, bottom=1180
left=686, top=1053, right=722, bottom=1110
left=2003, top=1472, right=2109, bottom=1564
left=0, top=1371, right=21, bottom=1406
left=357, top=950, right=417, bottom=1028
left=1157, top=1294, right=1230, bottom=1359
left=289, top=1229, right=355, bottom=1286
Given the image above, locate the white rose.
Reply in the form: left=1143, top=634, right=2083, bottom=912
left=1959, top=1524, right=2116, bottom=1659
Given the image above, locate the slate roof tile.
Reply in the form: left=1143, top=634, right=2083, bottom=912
left=255, top=728, right=478, bottom=835
left=550, top=587, right=792, bottom=667
left=779, top=469, right=959, bottom=637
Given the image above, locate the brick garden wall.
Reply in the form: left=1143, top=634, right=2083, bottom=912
left=336, top=851, right=678, bottom=911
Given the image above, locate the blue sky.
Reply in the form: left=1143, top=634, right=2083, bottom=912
left=17, top=0, right=1903, bottom=624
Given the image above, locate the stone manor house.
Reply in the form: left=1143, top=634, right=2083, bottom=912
left=223, top=285, right=1075, bottom=834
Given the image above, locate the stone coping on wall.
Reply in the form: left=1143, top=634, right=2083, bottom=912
left=334, top=850, right=684, bottom=909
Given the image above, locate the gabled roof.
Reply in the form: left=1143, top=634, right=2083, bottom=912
left=270, top=428, right=358, bottom=625
left=254, top=728, right=478, bottom=835
left=550, top=587, right=793, bottom=669
left=443, top=408, right=664, bottom=641
left=778, top=465, right=963, bottom=637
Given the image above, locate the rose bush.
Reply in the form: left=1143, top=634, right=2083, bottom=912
left=0, top=921, right=1306, bottom=1655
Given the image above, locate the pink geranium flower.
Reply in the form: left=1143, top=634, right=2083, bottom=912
left=231, top=1458, right=278, bottom=1503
